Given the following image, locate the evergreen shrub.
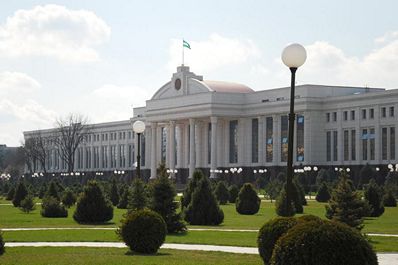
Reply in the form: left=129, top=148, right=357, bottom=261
left=316, top=182, right=331, bottom=202
left=41, top=196, right=68, bottom=217
left=383, top=190, right=397, bottom=207
left=236, top=183, right=260, bottom=215
left=228, top=185, right=239, bottom=203
left=214, top=181, right=230, bottom=204
left=12, top=181, right=28, bottom=207
left=61, top=188, right=77, bottom=208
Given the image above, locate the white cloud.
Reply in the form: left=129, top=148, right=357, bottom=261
left=0, top=71, right=41, bottom=97
left=0, top=4, right=111, bottom=62
left=168, top=34, right=260, bottom=73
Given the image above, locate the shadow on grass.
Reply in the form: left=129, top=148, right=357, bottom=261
left=125, top=250, right=171, bottom=257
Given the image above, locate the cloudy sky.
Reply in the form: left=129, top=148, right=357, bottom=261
left=1, top=0, right=398, bottom=146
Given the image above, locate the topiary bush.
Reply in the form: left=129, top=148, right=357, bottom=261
left=214, top=181, right=230, bottom=205
left=383, top=190, right=397, bottom=207
left=184, top=175, right=224, bottom=225
left=270, top=219, right=378, bottom=265
left=20, top=194, right=35, bottom=213
left=73, top=181, right=113, bottom=223
left=117, top=209, right=166, bottom=254
left=275, top=188, right=295, bottom=217
left=228, top=185, right=239, bottom=203
left=41, top=196, right=68, bottom=218
left=0, top=230, right=4, bottom=256
left=12, top=181, right=28, bottom=207
left=236, top=183, right=260, bottom=215
left=364, top=179, right=385, bottom=217
left=316, top=182, right=331, bottom=202
left=61, top=188, right=76, bottom=208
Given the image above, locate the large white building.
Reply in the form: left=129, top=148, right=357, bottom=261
left=24, top=65, right=398, bottom=182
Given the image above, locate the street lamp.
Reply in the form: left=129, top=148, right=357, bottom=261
left=281, top=43, right=307, bottom=214
left=133, top=120, right=146, bottom=179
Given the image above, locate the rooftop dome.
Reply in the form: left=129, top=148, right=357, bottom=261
left=201, top=80, right=254, bottom=93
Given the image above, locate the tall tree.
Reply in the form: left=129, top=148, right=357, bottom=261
left=54, top=114, right=91, bottom=172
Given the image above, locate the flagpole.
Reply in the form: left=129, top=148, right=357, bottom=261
left=182, top=39, right=184, bottom=66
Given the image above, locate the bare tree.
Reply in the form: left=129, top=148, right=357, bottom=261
left=54, top=113, right=91, bottom=172
left=22, top=137, right=39, bottom=174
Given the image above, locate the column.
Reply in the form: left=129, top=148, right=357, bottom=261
left=258, top=116, right=264, bottom=165
left=177, top=124, right=184, bottom=168
left=195, top=121, right=201, bottom=168
left=169, top=121, right=176, bottom=172
left=150, top=123, right=157, bottom=179
left=99, top=145, right=103, bottom=170
left=91, top=146, right=95, bottom=171
left=82, top=146, right=87, bottom=171
left=165, top=125, right=169, bottom=167
left=189, top=118, right=196, bottom=178
left=210, top=117, right=218, bottom=178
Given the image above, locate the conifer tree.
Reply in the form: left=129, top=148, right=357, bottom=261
left=181, top=170, right=204, bottom=209
left=117, top=187, right=130, bottom=209
left=62, top=188, right=77, bottom=208
left=228, top=184, right=239, bottom=203
left=383, top=190, right=397, bottom=207
left=109, top=178, right=119, bottom=206
left=326, top=172, right=370, bottom=230
left=46, top=181, right=60, bottom=201
left=275, top=187, right=296, bottom=217
left=215, top=181, right=230, bottom=204
left=20, top=194, right=35, bottom=213
left=6, top=186, right=15, bottom=200
left=236, top=183, right=260, bottom=215
left=12, top=181, right=28, bottom=207
left=316, top=182, right=331, bottom=202
left=150, top=168, right=186, bottom=233
left=128, top=178, right=147, bottom=210
left=364, top=179, right=385, bottom=217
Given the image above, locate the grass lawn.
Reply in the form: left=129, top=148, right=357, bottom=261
left=0, top=247, right=263, bottom=265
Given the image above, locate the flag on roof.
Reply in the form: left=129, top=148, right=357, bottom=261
left=183, top=40, right=191, bottom=49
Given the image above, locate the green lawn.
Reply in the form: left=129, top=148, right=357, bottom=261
left=0, top=247, right=263, bottom=265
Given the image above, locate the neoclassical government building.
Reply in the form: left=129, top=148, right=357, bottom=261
left=24, top=66, right=398, bottom=181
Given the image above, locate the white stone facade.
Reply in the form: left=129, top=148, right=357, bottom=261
left=24, top=66, right=398, bottom=179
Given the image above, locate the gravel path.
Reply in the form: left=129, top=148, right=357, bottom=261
left=5, top=242, right=398, bottom=264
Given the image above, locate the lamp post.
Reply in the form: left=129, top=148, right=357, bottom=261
left=133, top=120, right=146, bottom=179
left=281, top=43, right=307, bottom=214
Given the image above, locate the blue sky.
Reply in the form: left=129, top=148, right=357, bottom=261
left=1, top=0, right=398, bottom=145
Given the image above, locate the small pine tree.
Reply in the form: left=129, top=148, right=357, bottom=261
left=214, top=181, right=230, bottom=205
left=46, top=181, right=60, bottom=201
left=12, top=181, right=28, bottom=207
left=294, top=178, right=307, bottom=206
left=316, top=182, right=331, bottom=202
left=325, top=172, right=370, bottom=230
left=275, top=187, right=296, bottom=217
left=184, top=175, right=224, bottom=225
left=181, top=170, right=204, bottom=209
left=128, top=178, right=147, bottom=210
left=150, top=170, right=186, bottom=233
left=109, top=178, right=119, bottom=206
left=20, top=194, right=35, bottom=213
left=73, top=181, right=113, bottom=223
left=383, top=190, right=397, bottom=207
left=38, top=184, right=47, bottom=199
left=62, top=188, right=77, bottom=208
left=264, top=179, right=283, bottom=203
left=384, top=171, right=398, bottom=197
left=236, top=183, right=261, bottom=215
left=6, top=186, right=15, bottom=200
left=364, top=180, right=385, bottom=217
left=228, top=185, right=239, bottom=203
left=359, top=164, right=376, bottom=187
left=117, top=188, right=130, bottom=209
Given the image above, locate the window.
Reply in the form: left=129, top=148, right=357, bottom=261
left=369, top=128, right=375, bottom=160
left=161, top=127, right=167, bottom=162
left=128, top=145, right=133, bottom=167
left=105, top=133, right=108, bottom=141
left=390, top=106, right=395, bottom=117
left=326, top=113, right=330, bottom=122
left=266, top=117, right=273, bottom=162
left=351, top=130, right=356, bottom=161
left=362, top=129, right=368, bottom=160
left=141, top=134, right=146, bottom=167
left=208, top=123, right=212, bottom=164
left=123, top=132, right=126, bottom=139
left=251, top=119, right=259, bottom=163
left=382, top=127, right=388, bottom=160
left=102, top=146, right=108, bottom=168
left=128, top=131, right=132, bottom=139
left=119, top=145, right=125, bottom=167
left=370, top=108, right=374, bottom=119
left=332, top=112, right=337, bottom=122
left=362, top=109, right=367, bottom=119
left=333, top=131, right=338, bottom=161
left=343, top=111, right=348, bottom=121
left=344, top=130, right=349, bottom=161
left=351, top=110, right=355, bottom=120
left=229, top=120, right=238, bottom=163
left=296, top=115, right=304, bottom=162
left=281, top=116, right=288, bottom=162
left=391, top=127, right=396, bottom=160
left=326, top=131, right=331, bottom=162
left=111, top=146, right=117, bottom=168
left=381, top=107, right=386, bottom=118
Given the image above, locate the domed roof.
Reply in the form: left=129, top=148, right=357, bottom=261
left=200, top=80, right=254, bottom=93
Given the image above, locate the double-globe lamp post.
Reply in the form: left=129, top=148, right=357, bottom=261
left=281, top=43, right=307, bottom=214
left=133, top=120, right=146, bottom=179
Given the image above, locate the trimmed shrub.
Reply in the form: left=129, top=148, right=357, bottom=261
left=149, top=173, right=186, bottom=233
left=364, top=180, right=385, bottom=217
left=257, top=217, right=299, bottom=265
left=6, top=186, right=15, bottom=200
left=20, top=194, right=35, bottom=213
left=46, top=181, right=60, bottom=201
left=291, top=182, right=303, bottom=214
left=228, top=185, right=239, bottom=203
left=236, top=183, right=260, bottom=215
left=181, top=170, right=203, bottom=209
left=383, top=190, right=397, bottom=207
left=41, top=196, right=68, bottom=217
left=326, top=172, right=370, bottom=230
left=109, top=178, right=119, bottom=206
left=270, top=220, right=378, bottom=265
left=117, top=187, right=130, bottom=209
left=128, top=178, right=147, bottom=210
left=73, top=181, right=113, bottom=223
left=61, top=188, right=77, bottom=208
left=215, top=181, right=230, bottom=205
left=0, top=231, right=4, bottom=256
left=316, top=182, right=331, bottom=202
left=275, top=187, right=295, bottom=217
left=295, top=180, right=307, bottom=206
left=117, top=209, right=166, bottom=254
left=12, top=181, right=28, bottom=207
left=184, top=176, right=224, bottom=225
left=359, top=164, right=376, bottom=187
